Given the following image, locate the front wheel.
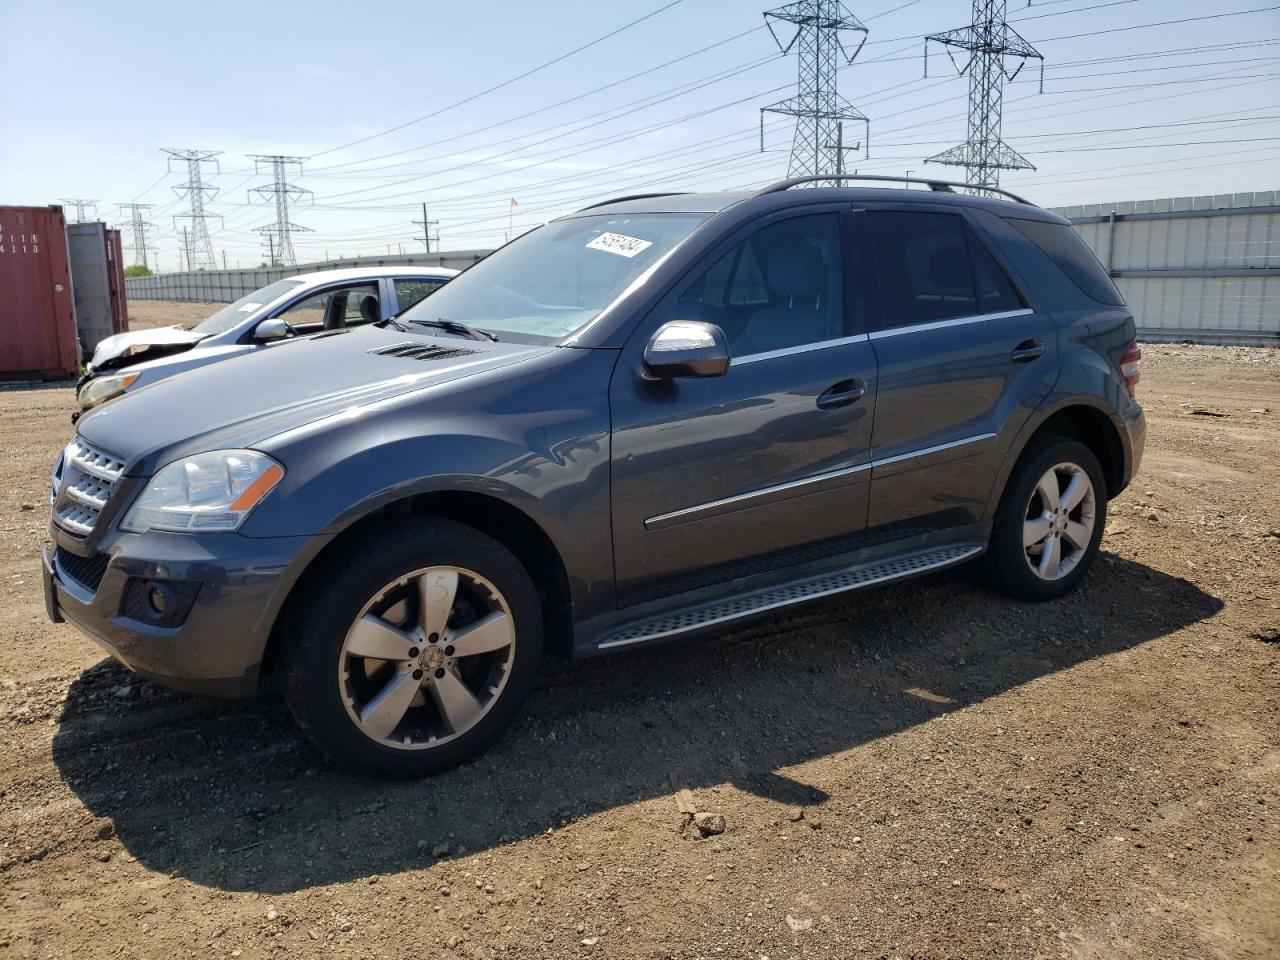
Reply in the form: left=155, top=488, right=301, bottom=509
left=283, top=517, right=543, bottom=778
left=984, top=438, right=1108, bottom=600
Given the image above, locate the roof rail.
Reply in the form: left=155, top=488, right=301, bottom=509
left=754, top=174, right=1035, bottom=207
left=577, top=192, right=691, bottom=212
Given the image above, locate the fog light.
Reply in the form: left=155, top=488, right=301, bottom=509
left=148, top=584, right=171, bottom=616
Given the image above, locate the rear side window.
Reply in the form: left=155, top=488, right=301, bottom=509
left=866, top=211, right=1023, bottom=329
left=1006, top=217, right=1124, bottom=306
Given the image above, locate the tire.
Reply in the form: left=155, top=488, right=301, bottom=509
left=983, top=437, right=1108, bottom=601
left=282, top=516, right=543, bottom=778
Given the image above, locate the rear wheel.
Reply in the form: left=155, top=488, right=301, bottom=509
left=283, top=517, right=542, bottom=778
left=984, top=438, right=1107, bottom=600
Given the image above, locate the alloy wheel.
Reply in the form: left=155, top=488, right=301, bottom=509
left=338, top=566, right=516, bottom=749
left=1022, top=461, right=1096, bottom=581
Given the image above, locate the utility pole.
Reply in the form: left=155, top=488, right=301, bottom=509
left=181, top=225, right=190, bottom=273
left=59, top=198, right=98, bottom=223
left=247, top=154, right=312, bottom=267
left=163, top=148, right=223, bottom=270
left=413, top=202, right=439, bottom=253
left=822, top=121, right=860, bottom=176
left=115, top=202, right=155, bottom=267
left=924, top=0, right=1044, bottom=195
left=268, top=233, right=275, bottom=268
left=222, top=249, right=227, bottom=270
left=760, top=0, right=870, bottom=180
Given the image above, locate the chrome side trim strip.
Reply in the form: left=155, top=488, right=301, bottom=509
left=733, top=332, right=871, bottom=365
left=645, top=461, right=872, bottom=530
left=869, top=307, right=1032, bottom=340
left=871, top=432, right=997, bottom=469
left=644, top=432, right=996, bottom=530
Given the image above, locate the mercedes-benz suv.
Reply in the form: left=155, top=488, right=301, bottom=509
left=43, top=176, right=1145, bottom=778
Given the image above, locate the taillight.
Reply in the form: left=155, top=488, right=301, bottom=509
left=1119, top=343, right=1141, bottom=394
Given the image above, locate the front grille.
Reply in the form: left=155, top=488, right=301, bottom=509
left=370, top=342, right=478, bottom=361
left=54, top=546, right=111, bottom=592
left=52, top=438, right=125, bottom=537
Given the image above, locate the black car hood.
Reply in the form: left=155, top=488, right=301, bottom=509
left=76, top=326, right=553, bottom=474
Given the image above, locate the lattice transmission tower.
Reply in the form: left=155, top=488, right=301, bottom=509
left=924, top=0, right=1043, bottom=194
left=59, top=198, right=98, bottom=222
left=163, top=148, right=223, bottom=271
left=248, top=155, right=312, bottom=267
left=116, top=202, right=155, bottom=269
left=760, top=0, right=870, bottom=181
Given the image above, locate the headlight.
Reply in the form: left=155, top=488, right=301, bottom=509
left=78, top=372, right=140, bottom=410
left=121, top=450, right=284, bottom=534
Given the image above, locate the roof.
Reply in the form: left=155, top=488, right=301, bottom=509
left=288, top=265, right=459, bottom=287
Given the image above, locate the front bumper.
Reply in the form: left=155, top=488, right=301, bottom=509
left=43, top=527, right=316, bottom=699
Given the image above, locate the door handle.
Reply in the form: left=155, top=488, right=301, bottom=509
left=1011, top=338, right=1045, bottom=363
left=816, top=379, right=866, bottom=409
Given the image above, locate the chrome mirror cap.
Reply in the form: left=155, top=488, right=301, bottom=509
left=642, top=321, right=730, bottom=379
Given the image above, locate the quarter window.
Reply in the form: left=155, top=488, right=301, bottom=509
left=867, top=211, right=1024, bottom=329
left=1006, top=217, right=1124, bottom=306
left=394, top=278, right=446, bottom=313
left=678, top=213, right=846, bottom=356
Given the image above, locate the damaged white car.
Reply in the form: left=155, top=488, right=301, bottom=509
left=77, top=266, right=457, bottom=413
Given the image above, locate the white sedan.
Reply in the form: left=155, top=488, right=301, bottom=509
left=77, top=266, right=458, bottom=412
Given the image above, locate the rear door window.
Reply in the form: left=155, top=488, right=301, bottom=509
left=1005, top=217, right=1124, bottom=305
left=867, top=211, right=1026, bottom=328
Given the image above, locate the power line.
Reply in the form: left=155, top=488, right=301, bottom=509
left=310, top=0, right=689, bottom=158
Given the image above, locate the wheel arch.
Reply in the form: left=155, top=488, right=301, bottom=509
left=261, top=489, right=575, bottom=678
left=986, top=397, right=1130, bottom=518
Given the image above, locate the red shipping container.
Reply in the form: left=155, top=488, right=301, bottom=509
left=0, top=205, right=79, bottom=379
left=106, top=228, right=129, bottom=335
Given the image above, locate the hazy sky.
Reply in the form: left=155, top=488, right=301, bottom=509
left=2, top=0, right=1277, bottom=269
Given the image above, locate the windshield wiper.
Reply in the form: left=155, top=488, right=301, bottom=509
left=408, top=318, right=498, bottom=342
left=374, top=315, right=409, bottom=332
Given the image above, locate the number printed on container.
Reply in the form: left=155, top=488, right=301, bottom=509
left=586, top=232, right=653, bottom=258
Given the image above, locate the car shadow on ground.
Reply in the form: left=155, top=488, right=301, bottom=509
left=51, top=552, right=1222, bottom=894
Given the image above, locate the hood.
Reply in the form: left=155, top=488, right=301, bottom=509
left=76, top=326, right=553, bottom=474
left=89, top=325, right=208, bottom=373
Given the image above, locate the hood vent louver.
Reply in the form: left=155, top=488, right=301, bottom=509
left=370, top=342, right=479, bottom=361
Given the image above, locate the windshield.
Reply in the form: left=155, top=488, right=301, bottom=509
left=397, top=213, right=709, bottom=342
left=191, top=279, right=305, bottom=335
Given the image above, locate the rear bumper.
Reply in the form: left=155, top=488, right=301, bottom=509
left=43, top=527, right=315, bottom=699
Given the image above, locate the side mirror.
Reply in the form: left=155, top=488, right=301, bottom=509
left=643, top=321, right=730, bottom=379
left=254, top=317, right=292, bottom=342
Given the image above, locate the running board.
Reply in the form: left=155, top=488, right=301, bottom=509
left=597, top=543, right=984, bottom=650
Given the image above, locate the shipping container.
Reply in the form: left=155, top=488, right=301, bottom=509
left=0, top=204, right=79, bottom=380
left=68, top=221, right=130, bottom=358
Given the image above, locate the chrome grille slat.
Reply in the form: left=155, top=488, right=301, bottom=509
left=52, top=438, right=125, bottom=537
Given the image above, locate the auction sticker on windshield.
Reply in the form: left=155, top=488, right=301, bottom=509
left=586, top=232, right=653, bottom=258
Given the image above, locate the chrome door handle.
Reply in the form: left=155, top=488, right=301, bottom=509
left=816, top=379, right=866, bottom=409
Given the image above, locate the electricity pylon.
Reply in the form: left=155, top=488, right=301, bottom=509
left=924, top=0, right=1043, bottom=195
left=163, top=148, right=223, bottom=271
left=116, top=202, right=155, bottom=269
left=59, top=198, right=98, bottom=222
left=248, top=154, right=313, bottom=267
left=760, top=0, right=870, bottom=181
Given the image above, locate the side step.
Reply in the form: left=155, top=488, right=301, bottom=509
left=597, top=543, right=983, bottom=650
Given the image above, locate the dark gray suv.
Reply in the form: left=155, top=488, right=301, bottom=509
left=43, top=177, right=1145, bottom=777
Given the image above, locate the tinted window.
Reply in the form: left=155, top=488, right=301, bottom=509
left=394, top=277, right=446, bottom=312
left=969, top=231, right=1025, bottom=313
left=1006, top=217, right=1124, bottom=305
left=678, top=214, right=845, bottom=356
left=868, top=211, right=1028, bottom=327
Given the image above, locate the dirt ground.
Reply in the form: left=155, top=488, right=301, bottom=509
left=1, top=343, right=1276, bottom=960
left=125, top=299, right=216, bottom=331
